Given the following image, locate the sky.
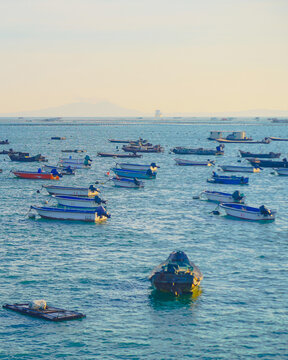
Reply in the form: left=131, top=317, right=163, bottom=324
left=0, top=0, right=288, bottom=115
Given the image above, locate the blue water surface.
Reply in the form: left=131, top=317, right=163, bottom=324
left=0, top=120, right=287, bottom=359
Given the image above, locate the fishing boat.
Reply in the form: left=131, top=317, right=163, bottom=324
left=9, top=154, right=47, bottom=162
left=42, top=185, right=100, bottom=197
left=239, top=150, right=281, bottom=158
left=42, top=164, right=75, bottom=175
left=0, top=150, right=29, bottom=156
left=12, top=170, right=61, bottom=180
left=219, top=165, right=261, bottom=173
left=108, top=139, right=133, bottom=143
left=122, top=144, right=164, bottom=153
left=171, top=146, right=224, bottom=155
left=269, top=137, right=288, bottom=141
left=111, top=177, right=144, bottom=188
left=111, top=167, right=157, bottom=179
left=200, top=190, right=245, bottom=203
left=0, top=139, right=9, bottom=145
left=247, top=158, right=288, bottom=168
left=3, top=303, right=86, bottom=322
left=97, top=152, right=142, bottom=158
left=30, top=205, right=110, bottom=222
left=207, top=172, right=249, bottom=185
left=216, top=137, right=270, bottom=144
left=53, top=195, right=106, bottom=208
left=149, top=251, right=203, bottom=295
left=116, top=162, right=158, bottom=171
left=208, top=131, right=252, bottom=141
left=219, top=203, right=276, bottom=221
left=274, top=168, right=288, bottom=176
left=59, top=155, right=92, bottom=164
left=61, top=149, right=86, bottom=153
left=59, top=162, right=91, bottom=169
left=174, top=158, right=214, bottom=166
left=51, top=137, right=66, bottom=140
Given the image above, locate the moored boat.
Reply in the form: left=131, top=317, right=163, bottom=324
left=9, top=154, right=47, bottom=162
left=111, top=177, right=144, bottom=188
left=216, top=138, right=270, bottom=144
left=247, top=158, right=288, bottom=168
left=200, top=190, right=245, bottom=203
left=219, top=203, right=276, bottom=221
left=42, top=185, right=100, bottom=197
left=59, top=162, right=91, bottom=169
left=53, top=195, right=106, bottom=208
left=43, top=164, right=75, bottom=175
left=171, top=146, right=224, bottom=155
left=274, top=168, right=288, bottom=176
left=239, top=150, right=281, bottom=158
left=149, top=251, right=203, bottom=295
left=59, top=155, right=92, bottom=165
left=0, top=139, right=9, bottom=145
left=207, top=172, right=249, bottom=185
left=116, top=162, right=158, bottom=171
left=12, top=170, right=61, bottom=180
left=30, top=206, right=110, bottom=222
left=122, top=144, right=164, bottom=153
left=174, top=158, right=214, bottom=166
left=111, top=167, right=157, bottom=179
left=97, top=152, right=142, bottom=158
left=220, top=165, right=260, bottom=173
left=269, top=137, right=288, bottom=141
left=51, top=137, right=66, bottom=140
left=61, top=149, right=86, bottom=153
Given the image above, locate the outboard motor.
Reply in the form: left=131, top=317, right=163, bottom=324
left=259, top=205, right=271, bottom=216
left=133, top=178, right=141, bottom=186
left=146, top=168, right=153, bottom=176
left=232, top=190, right=243, bottom=201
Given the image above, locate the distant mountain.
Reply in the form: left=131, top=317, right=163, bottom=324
left=166, top=109, right=288, bottom=117
left=0, top=101, right=143, bottom=117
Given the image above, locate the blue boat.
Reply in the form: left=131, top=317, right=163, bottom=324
left=207, top=172, right=249, bottom=185
left=111, top=168, right=157, bottom=179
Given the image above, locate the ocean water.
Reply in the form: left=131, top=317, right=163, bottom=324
left=0, top=121, right=287, bottom=359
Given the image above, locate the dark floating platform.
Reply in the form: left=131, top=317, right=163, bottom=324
left=3, top=303, right=86, bottom=322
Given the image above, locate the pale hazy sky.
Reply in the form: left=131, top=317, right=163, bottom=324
left=0, top=0, right=287, bottom=114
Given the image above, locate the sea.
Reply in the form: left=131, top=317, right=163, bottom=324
left=0, top=118, right=287, bottom=359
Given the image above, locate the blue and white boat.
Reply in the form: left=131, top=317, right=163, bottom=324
left=42, top=185, right=100, bottom=197
left=275, top=168, right=288, bottom=176
left=111, top=168, right=157, bottom=179
left=43, top=164, right=75, bottom=175
left=219, top=203, right=276, bottom=221
left=200, top=190, right=245, bottom=203
left=111, top=177, right=144, bottom=188
left=59, top=162, right=91, bottom=169
left=59, top=155, right=92, bottom=164
left=30, top=206, right=110, bottom=222
left=175, top=158, right=214, bottom=166
left=116, top=162, right=158, bottom=172
left=207, top=172, right=249, bottom=185
left=53, top=195, right=106, bottom=208
left=220, top=165, right=260, bottom=173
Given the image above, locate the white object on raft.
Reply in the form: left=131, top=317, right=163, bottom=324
left=29, top=299, right=47, bottom=310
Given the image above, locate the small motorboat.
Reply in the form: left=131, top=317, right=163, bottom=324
left=122, top=144, right=164, bottom=153
left=59, top=162, right=91, bottom=169
left=108, top=139, right=133, bottom=143
left=200, top=190, right=245, bottom=203
left=174, top=158, right=214, bottom=166
left=0, top=139, right=9, bottom=145
left=207, top=172, right=249, bottom=185
left=51, top=137, right=66, bottom=140
left=61, top=149, right=86, bottom=153
left=59, top=155, right=92, bottom=165
left=111, top=176, right=144, bottom=188
left=12, top=170, right=61, bottom=180
left=216, top=138, right=270, bottom=144
left=3, top=302, right=85, bottom=321
left=274, top=168, right=288, bottom=176
left=97, top=152, right=142, bottom=158
left=239, top=150, right=281, bottom=159
left=149, top=251, right=203, bottom=295
left=53, top=195, right=106, bottom=208
left=219, top=203, right=276, bottom=221
left=9, top=154, right=47, bottom=162
left=42, top=185, right=100, bottom=197
left=111, top=167, right=157, bottom=179
left=220, top=165, right=260, bottom=173
left=171, top=145, right=224, bottom=156
left=43, top=164, right=75, bottom=175
left=247, top=158, right=288, bottom=168
left=30, top=205, right=110, bottom=222
left=269, top=137, right=288, bottom=141
left=116, top=162, right=159, bottom=171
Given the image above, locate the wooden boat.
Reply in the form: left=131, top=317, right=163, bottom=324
left=9, top=154, right=46, bottom=162
left=122, top=144, right=164, bottom=153
left=43, top=164, right=75, bottom=175
left=207, top=173, right=249, bottom=185
left=111, top=177, right=144, bottom=188
left=111, top=167, right=157, bottom=179
left=274, top=168, right=288, bottom=176
left=30, top=205, right=110, bottom=222
left=216, top=137, right=270, bottom=144
left=174, top=158, right=214, bottom=166
left=269, top=137, right=288, bottom=141
left=13, top=170, right=61, bottom=180
left=219, top=203, right=276, bottom=221
left=51, top=137, right=66, bottom=140
left=61, top=149, right=86, bottom=153
left=3, top=303, right=86, bottom=322
left=247, top=158, right=288, bottom=168
left=200, top=190, right=245, bottom=203
left=0, top=139, right=9, bottom=145
left=171, top=147, right=224, bottom=155
left=239, top=150, right=281, bottom=158
left=220, top=165, right=261, bottom=173
left=116, top=162, right=158, bottom=171
left=149, top=251, right=203, bottom=295
left=53, top=195, right=105, bottom=208
left=97, top=152, right=142, bottom=158
left=42, top=185, right=100, bottom=197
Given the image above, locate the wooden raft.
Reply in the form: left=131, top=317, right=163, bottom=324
left=3, top=303, right=86, bottom=322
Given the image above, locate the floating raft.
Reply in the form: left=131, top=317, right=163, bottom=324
left=3, top=303, right=86, bottom=321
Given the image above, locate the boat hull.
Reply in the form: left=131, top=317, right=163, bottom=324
left=275, top=168, right=288, bottom=176
left=216, top=138, right=270, bottom=144
left=220, top=166, right=260, bottom=173
left=54, top=196, right=103, bottom=208
left=59, top=162, right=91, bottom=169
left=201, top=191, right=245, bottom=203
left=111, top=177, right=144, bottom=188
left=116, top=163, right=157, bottom=171
left=175, top=158, right=213, bottom=166
left=111, top=168, right=156, bottom=179
left=219, top=203, right=276, bottom=220
left=248, top=159, right=288, bottom=168
left=97, top=152, right=142, bottom=158
left=43, top=185, right=98, bottom=197
left=13, top=171, right=59, bottom=180
left=207, top=176, right=249, bottom=185
left=239, top=151, right=281, bottom=158
left=150, top=273, right=198, bottom=294
left=171, top=147, right=223, bottom=155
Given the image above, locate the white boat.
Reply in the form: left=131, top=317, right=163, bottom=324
left=59, top=162, right=91, bottom=169
left=275, top=168, right=288, bottom=176
left=53, top=195, right=105, bottom=208
left=174, top=158, right=214, bottom=166
left=59, top=156, right=91, bottom=164
left=42, top=164, right=75, bottom=175
left=200, top=190, right=245, bottom=203
left=42, top=185, right=100, bottom=197
left=30, top=206, right=109, bottom=222
left=219, top=203, right=276, bottom=221
left=116, top=162, right=158, bottom=172
left=111, top=177, right=144, bottom=188
left=220, top=165, right=261, bottom=173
